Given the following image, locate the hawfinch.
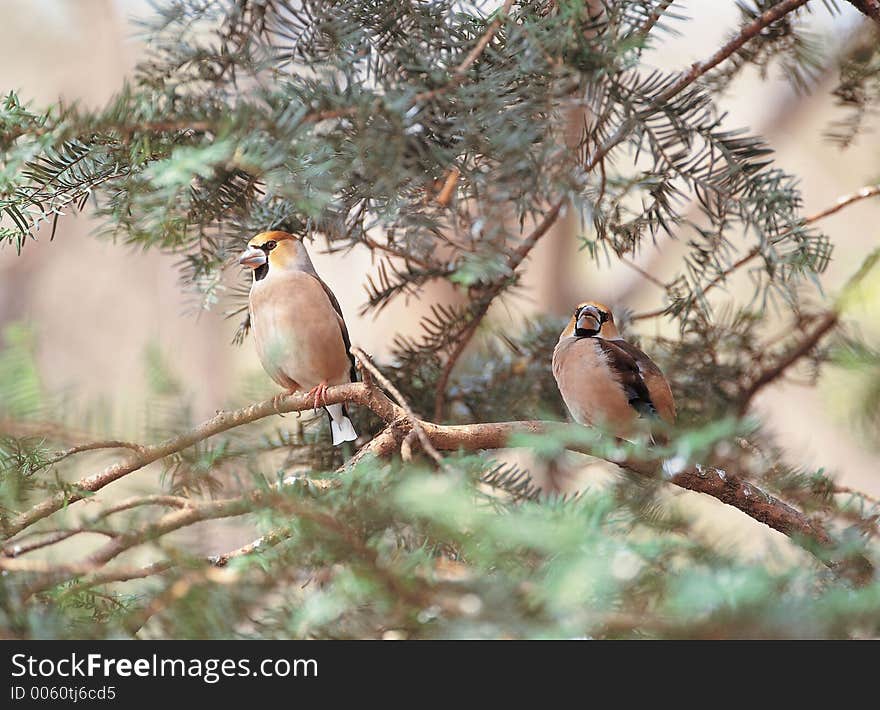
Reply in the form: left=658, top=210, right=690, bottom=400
left=552, top=301, right=675, bottom=440
left=239, top=231, right=358, bottom=445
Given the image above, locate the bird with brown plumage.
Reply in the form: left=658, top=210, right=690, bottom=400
left=552, top=300, right=674, bottom=442
left=239, top=230, right=358, bottom=446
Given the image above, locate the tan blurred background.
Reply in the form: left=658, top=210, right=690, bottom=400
left=1, top=1, right=878, bottom=566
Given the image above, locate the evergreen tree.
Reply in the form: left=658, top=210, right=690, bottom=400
left=2, top=0, right=880, bottom=639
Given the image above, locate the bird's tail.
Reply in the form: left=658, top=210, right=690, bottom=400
left=326, top=403, right=357, bottom=446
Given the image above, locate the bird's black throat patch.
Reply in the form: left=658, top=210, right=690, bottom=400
left=254, top=263, right=269, bottom=281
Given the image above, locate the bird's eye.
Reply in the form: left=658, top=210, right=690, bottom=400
left=263, top=240, right=277, bottom=251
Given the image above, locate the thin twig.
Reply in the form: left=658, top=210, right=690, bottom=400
left=66, top=561, right=177, bottom=590
left=632, top=0, right=675, bottom=41
left=454, top=0, right=516, bottom=75
left=44, top=440, right=144, bottom=467
left=433, top=198, right=565, bottom=420
left=619, top=255, right=666, bottom=289
left=738, top=312, right=838, bottom=412
left=210, top=528, right=292, bottom=568
left=0, top=419, right=119, bottom=447
left=89, top=495, right=196, bottom=521
left=2, top=527, right=117, bottom=558
left=737, top=246, right=880, bottom=411
left=834, top=485, right=880, bottom=507
left=632, top=183, right=880, bottom=321
left=361, top=233, right=438, bottom=270
left=351, top=347, right=445, bottom=467
left=2, top=495, right=195, bottom=558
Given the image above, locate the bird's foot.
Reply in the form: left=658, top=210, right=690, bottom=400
left=305, top=382, right=329, bottom=411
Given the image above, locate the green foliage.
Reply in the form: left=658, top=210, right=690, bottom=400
left=827, top=24, right=880, bottom=147
left=0, top=0, right=879, bottom=640
left=829, top=336, right=880, bottom=446
left=708, top=1, right=827, bottom=94
left=5, top=447, right=876, bottom=640
left=0, top=324, right=42, bottom=418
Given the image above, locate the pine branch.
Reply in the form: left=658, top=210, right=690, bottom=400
left=352, top=347, right=445, bottom=467
left=583, top=0, right=812, bottom=175
left=210, top=528, right=291, bottom=568
left=737, top=311, right=839, bottom=412
left=4, top=354, right=866, bottom=578
left=454, top=0, right=516, bottom=75
left=1, top=527, right=117, bottom=558
left=631, top=0, right=676, bottom=41
left=432, top=198, right=565, bottom=420
left=632, top=183, right=880, bottom=321
left=1, top=383, right=401, bottom=538
left=13, top=484, right=432, bottom=606
left=738, top=245, right=880, bottom=411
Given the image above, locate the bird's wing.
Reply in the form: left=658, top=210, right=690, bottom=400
left=594, top=339, right=659, bottom=419
left=607, top=339, right=676, bottom=422
left=310, top=273, right=357, bottom=383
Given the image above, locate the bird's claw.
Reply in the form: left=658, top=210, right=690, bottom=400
left=306, top=382, right=329, bottom=411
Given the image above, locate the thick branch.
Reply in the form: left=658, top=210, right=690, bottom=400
left=418, top=420, right=848, bottom=569
left=847, top=0, right=880, bottom=24
left=6, top=383, right=868, bottom=594
left=1, top=383, right=401, bottom=539
left=0, top=364, right=844, bottom=567
left=3, top=360, right=861, bottom=580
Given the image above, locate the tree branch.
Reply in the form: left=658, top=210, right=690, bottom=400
left=632, top=0, right=676, bottom=41
left=632, top=183, right=880, bottom=322
left=406, top=419, right=866, bottom=575
left=4, top=361, right=859, bottom=578
left=736, top=244, right=880, bottom=411
left=583, top=0, right=812, bottom=176
left=847, top=0, right=880, bottom=24
left=16, top=441, right=844, bottom=604
left=454, top=0, right=516, bottom=75
left=738, top=311, right=839, bottom=412
left=433, top=198, right=566, bottom=420
left=352, top=347, right=445, bottom=467
left=1, top=383, right=402, bottom=539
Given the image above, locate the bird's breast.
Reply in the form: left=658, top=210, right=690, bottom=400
left=248, top=272, right=351, bottom=389
left=552, top=336, right=639, bottom=434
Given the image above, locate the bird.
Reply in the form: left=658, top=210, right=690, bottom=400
left=552, top=301, right=674, bottom=441
left=238, top=230, right=358, bottom=446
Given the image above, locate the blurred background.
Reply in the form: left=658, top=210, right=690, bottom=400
left=1, top=1, right=878, bottom=566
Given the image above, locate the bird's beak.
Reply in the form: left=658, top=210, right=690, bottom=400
left=239, top=247, right=267, bottom=269
left=576, top=312, right=601, bottom=335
